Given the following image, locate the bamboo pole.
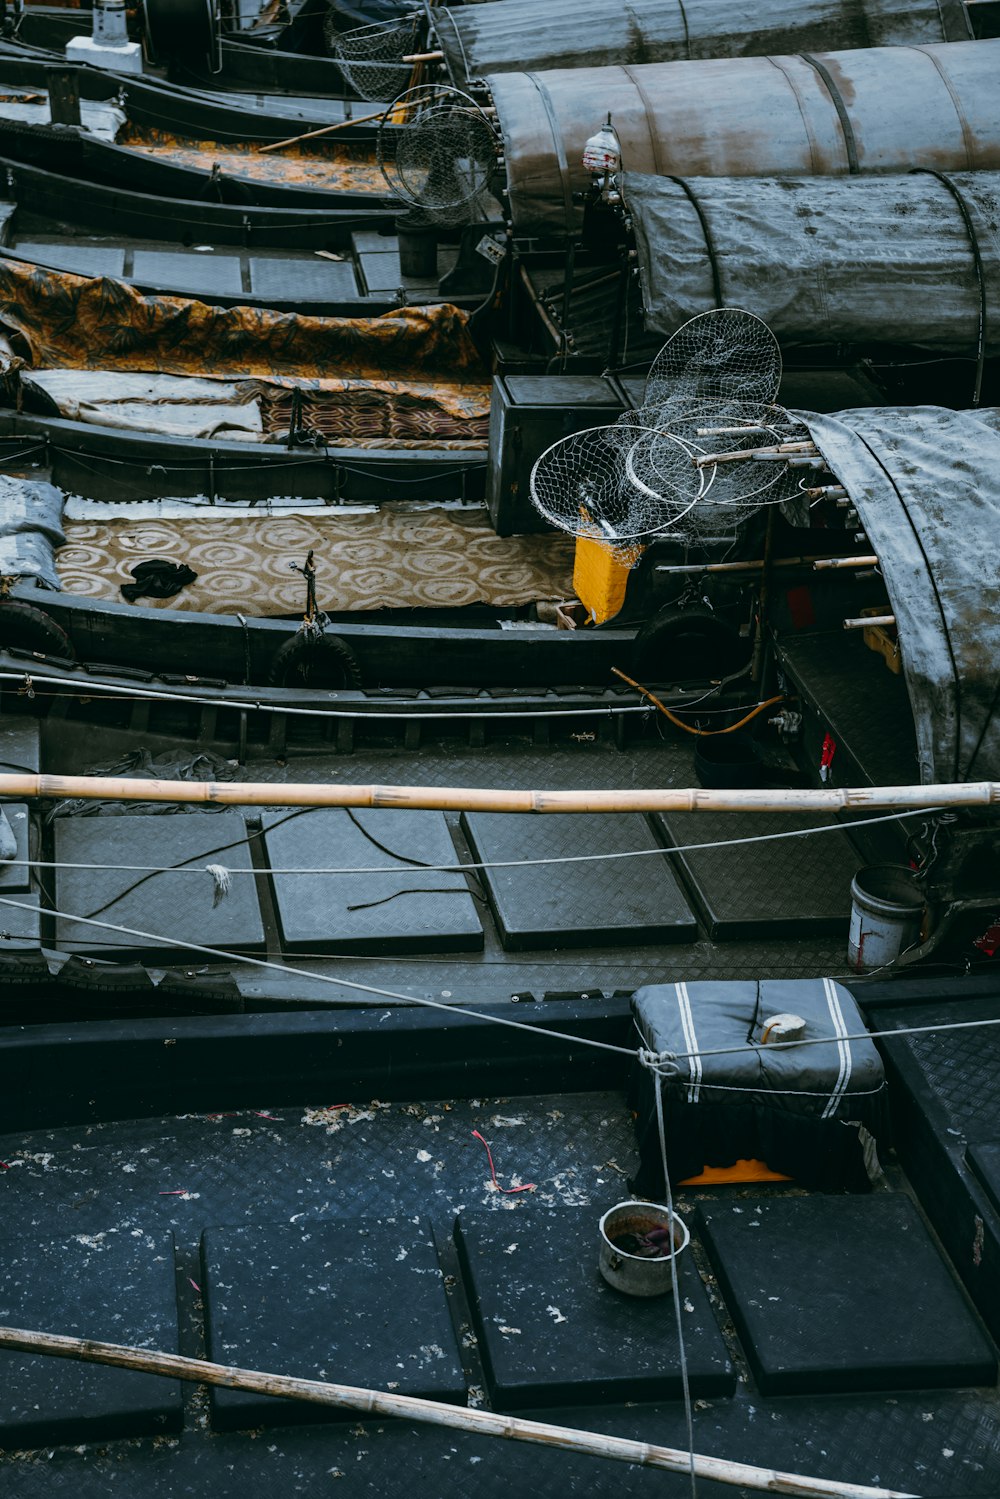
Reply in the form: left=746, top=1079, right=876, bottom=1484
left=815, top=556, right=878, bottom=570
left=402, top=49, right=444, bottom=62
left=259, top=107, right=386, bottom=154
left=655, top=555, right=835, bottom=575
left=0, top=771, right=991, bottom=814
left=0, top=1326, right=915, bottom=1499
left=844, top=614, right=895, bottom=630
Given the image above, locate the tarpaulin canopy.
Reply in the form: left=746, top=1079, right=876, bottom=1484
left=490, top=39, right=1000, bottom=234
left=436, top=0, right=967, bottom=80
left=624, top=170, right=1000, bottom=353
left=799, top=407, right=1000, bottom=785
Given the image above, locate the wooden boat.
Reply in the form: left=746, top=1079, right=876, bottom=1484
left=0, top=68, right=399, bottom=211
left=12, top=1, right=362, bottom=99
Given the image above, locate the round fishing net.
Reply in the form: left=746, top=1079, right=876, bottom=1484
left=644, top=308, right=783, bottom=412
left=378, top=85, right=498, bottom=224
left=328, top=15, right=422, bottom=103
left=528, top=425, right=701, bottom=544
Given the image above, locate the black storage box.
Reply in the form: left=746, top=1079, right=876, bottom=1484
left=629, top=978, right=890, bottom=1193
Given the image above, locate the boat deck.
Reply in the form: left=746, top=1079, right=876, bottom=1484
left=1, top=226, right=457, bottom=311
left=1, top=1052, right=1000, bottom=1495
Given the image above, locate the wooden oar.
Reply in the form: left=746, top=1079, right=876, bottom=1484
left=259, top=107, right=386, bottom=154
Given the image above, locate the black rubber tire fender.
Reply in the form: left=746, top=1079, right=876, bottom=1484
left=632, top=604, right=747, bottom=682
left=269, top=631, right=363, bottom=690
left=0, top=600, right=75, bottom=662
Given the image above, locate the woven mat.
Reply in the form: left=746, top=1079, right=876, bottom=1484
left=58, top=507, right=575, bottom=614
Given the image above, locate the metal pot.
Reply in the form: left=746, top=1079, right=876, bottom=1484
left=598, top=1200, right=690, bottom=1298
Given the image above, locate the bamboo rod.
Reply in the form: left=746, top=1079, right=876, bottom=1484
left=402, top=49, right=444, bottom=62
left=0, top=772, right=991, bottom=814
left=259, top=107, right=386, bottom=154
left=694, top=442, right=818, bottom=468
left=814, top=556, right=878, bottom=570
left=0, top=1326, right=915, bottom=1499
left=655, top=555, right=836, bottom=576
left=844, top=614, right=895, bottom=630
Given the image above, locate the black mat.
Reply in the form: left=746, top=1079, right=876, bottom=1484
left=53, top=812, right=265, bottom=960
left=697, top=1194, right=997, bottom=1396
left=201, top=1217, right=467, bottom=1429
left=251, top=256, right=358, bottom=301
left=0, top=716, right=39, bottom=775
left=968, top=1141, right=1000, bottom=1219
left=263, top=807, right=483, bottom=954
left=654, top=810, right=859, bottom=939
left=868, top=995, right=1000, bottom=1349
left=461, top=812, right=696, bottom=951
left=131, top=250, right=243, bottom=296
left=455, top=1207, right=734, bottom=1408
left=0, top=1228, right=181, bottom=1446
left=0, top=889, right=40, bottom=953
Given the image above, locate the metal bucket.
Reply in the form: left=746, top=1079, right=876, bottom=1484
left=598, top=1200, right=690, bottom=1298
left=847, top=864, right=924, bottom=971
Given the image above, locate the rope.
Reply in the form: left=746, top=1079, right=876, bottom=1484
left=612, top=669, right=784, bottom=736
left=0, top=668, right=654, bottom=723
left=0, top=892, right=638, bottom=1059
left=648, top=1053, right=697, bottom=1497
left=4, top=806, right=938, bottom=880
left=1, top=881, right=995, bottom=1103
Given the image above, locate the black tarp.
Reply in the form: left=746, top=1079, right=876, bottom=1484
left=436, top=0, right=966, bottom=80
left=490, top=39, right=1000, bottom=234
left=625, top=170, right=1000, bottom=353
left=798, top=407, right=1000, bottom=785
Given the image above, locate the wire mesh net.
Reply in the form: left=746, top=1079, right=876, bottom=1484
left=529, top=314, right=805, bottom=549
left=377, top=85, right=498, bottom=225
left=528, top=425, right=703, bottom=545
left=327, top=15, right=421, bottom=103
left=644, top=308, right=783, bottom=411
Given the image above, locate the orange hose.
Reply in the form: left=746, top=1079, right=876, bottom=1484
left=612, top=668, right=784, bottom=737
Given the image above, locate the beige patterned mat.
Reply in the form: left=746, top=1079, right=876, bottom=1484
left=59, top=508, right=576, bottom=614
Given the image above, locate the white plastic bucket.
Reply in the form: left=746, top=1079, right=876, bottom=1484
left=848, top=864, right=924, bottom=971
left=598, top=1200, right=689, bottom=1298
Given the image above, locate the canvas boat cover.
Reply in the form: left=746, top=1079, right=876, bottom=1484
left=435, top=0, right=967, bottom=80
left=490, top=39, right=1000, bottom=234
left=0, top=473, right=64, bottom=590
left=797, top=406, right=1000, bottom=785
left=624, top=170, right=1000, bottom=353
left=0, top=260, right=490, bottom=447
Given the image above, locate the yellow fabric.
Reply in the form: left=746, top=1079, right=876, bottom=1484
left=120, top=126, right=388, bottom=196
left=572, top=534, right=642, bottom=623
left=0, top=260, right=485, bottom=384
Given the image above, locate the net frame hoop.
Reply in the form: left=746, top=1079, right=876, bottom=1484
left=376, top=83, right=499, bottom=212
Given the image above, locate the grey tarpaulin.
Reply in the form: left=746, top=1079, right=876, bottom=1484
left=435, top=0, right=965, bottom=82
left=624, top=170, right=1000, bottom=353
left=0, top=473, right=65, bottom=591
left=798, top=407, right=1000, bottom=785
left=489, top=39, right=1000, bottom=234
